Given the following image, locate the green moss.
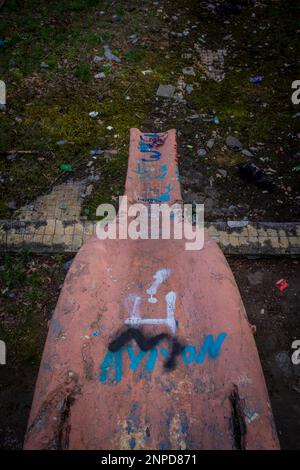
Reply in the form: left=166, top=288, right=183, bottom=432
left=74, top=63, right=92, bottom=81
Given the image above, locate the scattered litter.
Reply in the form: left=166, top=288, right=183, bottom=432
left=103, top=45, right=121, bottom=63
left=94, top=72, right=105, bottom=79
left=292, top=165, right=300, bottom=172
left=212, top=116, right=220, bottom=125
left=197, top=148, right=207, bottom=157
left=227, top=220, right=248, bottom=228
left=217, top=169, right=227, bottom=178
left=156, top=84, right=175, bottom=98
left=206, top=139, right=215, bottom=150
left=250, top=75, right=263, bottom=84
left=186, top=84, right=193, bottom=94
left=106, top=126, right=113, bottom=131
left=187, top=144, right=193, bottom=149
left=128, top=34, right=138, bottom=44
left=0, top=39, right=7, bottom=47
left=93, top=55, right=103, bottom=64
left=7, top=200, right=16, bottom=210
left=238, top=162, right=274, bottom=191
left=58, top=163, right=73, bottom=172
left=242, top=149, right=254, bottom=158
left=89, top=111, right=99, bottom=118
left=141, top=69, right=152, bottom=75
left=40, top=62, right=50, bottom=69
left=90, top=149, right=103, bottom=156
left=112, top=14, right=122, bottom=22
left=182, top=67, right=195, bottom=76
left=226, top=135, right=242, bottom=151
left=104, top=149, right=118, bottom=159
left=56, top=139, right=67, bottom=145
left=62, top=258, right=74, bottom=271
left=275, top=278, right=288, bottom=293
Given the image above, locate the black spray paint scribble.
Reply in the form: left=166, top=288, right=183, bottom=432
left=108, top=328, right=184, bottom=371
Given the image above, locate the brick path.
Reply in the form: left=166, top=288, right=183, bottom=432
left=0, top=219, right=299, bottom=256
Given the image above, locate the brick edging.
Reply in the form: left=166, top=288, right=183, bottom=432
left=0, top=219, right=299, bottom=256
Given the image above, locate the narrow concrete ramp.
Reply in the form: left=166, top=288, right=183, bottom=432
left=24, top=129, right=279, bottom=450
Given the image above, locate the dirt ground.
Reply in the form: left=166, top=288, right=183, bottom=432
left=0, top=254, right=299, bottom=449
left=229, top=257, right=300, bottom=450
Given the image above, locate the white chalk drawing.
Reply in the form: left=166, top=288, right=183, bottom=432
left=146, top=268, right=171, bottom=303
left=124, top=269, right=177, bottom=334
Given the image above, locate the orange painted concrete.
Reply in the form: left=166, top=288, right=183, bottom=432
left=24, top=129, right=279, bottom=450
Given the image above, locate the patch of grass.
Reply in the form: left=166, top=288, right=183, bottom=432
left=125, top=49, right=144, bottom=63
left=74, top=63, right=91, bottom=81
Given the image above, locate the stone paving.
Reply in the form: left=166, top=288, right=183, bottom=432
left=0, top=219, right=299, bottom=256
left=0, top=179, right=299, bottom=256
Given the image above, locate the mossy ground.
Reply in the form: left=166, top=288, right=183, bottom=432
left=0, top=0, right=298, bottom=219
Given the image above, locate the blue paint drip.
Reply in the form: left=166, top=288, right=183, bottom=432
left=196, top=333, right=227, bottom=364
left=145, top=348, right=158, bottom=372
left=160, top=347, right=170, bottom=358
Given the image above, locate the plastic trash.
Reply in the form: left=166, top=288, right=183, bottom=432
left=238, top=162, right=274, bottom=191
left=227, top=220, right=248, bottom=228
left=90, top=149, right=103, bottom=156
left=242, top=149, right=254, bottom=157
left=226, top=135, right=242, bottom=151
left=58, top=163, right=73, bottom=172
left=206, top=139, right=215, bottom=150
left=197, top=148, right=207, bottom=157
left=275, top=279, right=288, bottom=293
left=62, top=258, right=74, bottom=272
left=89, top=111, right=99, bottom=118
left=156, top=84, right=175, bottom=98
left=250, top=76, right=263, bottom=84
left=103, top=45, right=121, bottom=63
left=212, top=116, right=220, bottom=124
left=94, top=72, right=105, bottom=79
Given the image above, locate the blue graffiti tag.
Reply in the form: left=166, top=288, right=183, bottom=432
left=135, top=160, right=167, bottom=180
left=99, top=333, right=227, bottom=384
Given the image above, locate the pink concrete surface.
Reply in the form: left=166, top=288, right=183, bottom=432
left=24, top=129, right=279, bottom=450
